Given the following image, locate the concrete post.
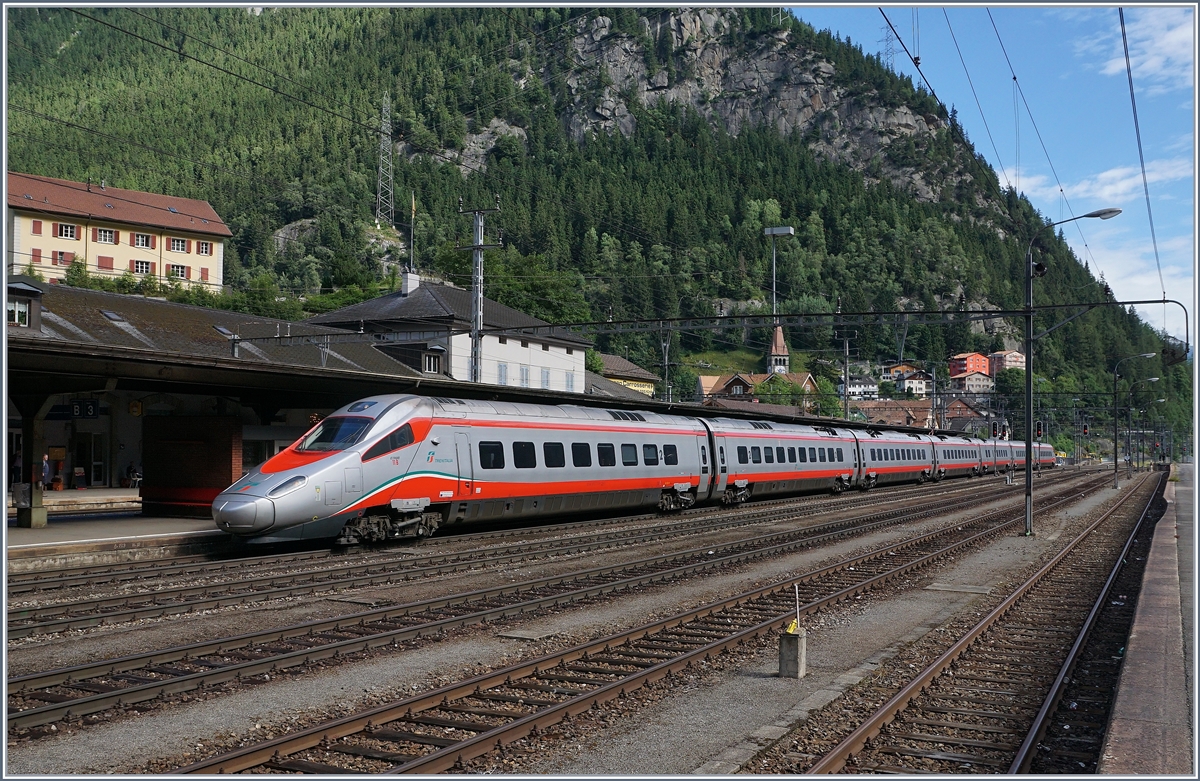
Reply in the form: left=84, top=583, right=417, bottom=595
left=779, top=628, right=806, bottom=679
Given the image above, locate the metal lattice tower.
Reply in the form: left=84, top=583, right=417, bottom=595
left=879, top=24, right=895, bottom=71
left=375, top=92, right=394, bottom=227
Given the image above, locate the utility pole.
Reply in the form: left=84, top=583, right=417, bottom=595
left=375, top=92, right=394, bottom=229
left=457, top=196, right=501, bottom=383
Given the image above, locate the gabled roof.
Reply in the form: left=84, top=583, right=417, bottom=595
left=599, top=353, right=659, bottom=382
left=950, top=370, right=992, bottom=380
left=950, top=352, right=987, bottom=359
left=5, top=276, right=420, bottom=377
left=7, top=172, right=232, bottom=237
left=305, top=282, right=591, bottom=348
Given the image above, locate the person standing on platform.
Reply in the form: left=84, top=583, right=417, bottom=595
left=39, top=453, right=51, bottom=490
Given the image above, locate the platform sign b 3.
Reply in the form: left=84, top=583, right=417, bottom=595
left=70, top=399, right=97, bottom=419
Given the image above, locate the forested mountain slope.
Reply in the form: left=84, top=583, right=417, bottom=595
left=6, top=7, right=1189, bottom=433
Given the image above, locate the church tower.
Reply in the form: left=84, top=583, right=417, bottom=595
left=768, top=325, right=790, bottom=374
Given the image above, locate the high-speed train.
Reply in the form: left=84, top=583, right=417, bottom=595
left=212, top=394, right=1055, bottom=544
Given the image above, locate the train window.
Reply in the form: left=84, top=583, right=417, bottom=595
left=479, top=442, right=505, bottom=470
left=869, top=448, right=876, bottom=461
left=544, top=442, right=566, bottom=468
left=362, top=423, right=415, bottom=461
left=643, top=444, right=659, bottom=466
left=296, top=416, right=372, bottom=452
left=700, top=447, right=707, bottom=465
left=737, top=446, right=749, bottom=464
left=763, top=447, right=774, bottom=464
left=826, top=448, right=834, bottom=462
left=664, top=444, right=678, bottom=466
left=750, top=446, right=762, bottom=464
left=621, top=444, right=638, bottom=466
left=718, top=447, right=726, bottom=474
left=809, top=447, right=817, bottom=462
left=571, top=443, right=592, bottom=467
left=798, top=447, right=807, bottom=463
left=513, top=442, right=537, bottom=469
left=777, top=447, right=786, bottom=463
left=816, top=448, right=824, bottom=463
left=598, top=443, right=616, bottom=467
left=836, top=448, right=844, bottom=462
left=787, top=447, right=796, bottom=463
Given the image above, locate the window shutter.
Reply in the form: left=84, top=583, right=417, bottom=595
left=65, top=251, right=75, bottom=263
left=92, top=227, right=98, bottom=242
left=185, top=266, right=192, bottom=279
left=150, top=235, right=156, bottom=250
left=32, top=248, right=42, bottom=264
left=97, top=256, right=113, bottom=270
left=113, top=231, right=120, bottom=245
left=52, top=222, right=59, bottom=237
left=32, top=220, right=42, bottom=235
left=150, top=262, right=156, bottom=275
left=200, top=267, right=209, bottom=281
left=186, top=239, right=192, bottom=253
left=129, top=259, right=136, bottom=272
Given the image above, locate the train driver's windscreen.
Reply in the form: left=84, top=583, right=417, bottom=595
left=296, top=416, right=373, bottom=452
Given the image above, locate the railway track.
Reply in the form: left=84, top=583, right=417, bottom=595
left=5, top=474, right=1099, bottom=732
left=803, top=472, right=1161, bottom=774
left=161, top=475, right=1113, bottom=773
left=7, top=475, right=1070, bottom=637
left=7, top=472, right=1019, bottom=594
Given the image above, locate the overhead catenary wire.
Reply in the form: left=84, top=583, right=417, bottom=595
left=941, top=10, right=1010, bottom=189
left=984, top=9, right=1107, bottom=281
left=1117, top=8, right=1167, bottom=310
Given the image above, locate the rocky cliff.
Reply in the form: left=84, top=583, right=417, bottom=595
left=555, top=9, right=962, bottom=203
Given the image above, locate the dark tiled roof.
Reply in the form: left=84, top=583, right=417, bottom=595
left=599, top=353, right=659, bottom=382
left=8, top=172, right=233, bottom=237
left=305, top=282, right=591, bottom=347
left=7, top=277, right=420, bottom=377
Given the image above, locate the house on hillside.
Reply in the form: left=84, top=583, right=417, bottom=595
left=838, top=374, right=878, bottom=401
left=853, top=399, right=933, bottom=428
left=598, top=353, right=659, bottom=397
left=305, top=275, right=591, bottom=392
left=949, top=370, right=995, bottom=394
left=881, top=362, right=921, bottom=381
left=6, top=172, right=231, bottom=289
left=948, top=352, right=990, bottom=377
left=696, top=324, right=818, bottom=408
left=988, top=349, right=1025, bottom=375
left=895, top=370, right=933, bottom=398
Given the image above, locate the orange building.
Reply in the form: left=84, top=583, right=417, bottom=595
left=6, top=172, right=232, bottom=288
left=948, top=351, right=990, bottom=377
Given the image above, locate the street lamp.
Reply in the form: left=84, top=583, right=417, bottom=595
left=1113, top=353, right=1156, bottom=489
left=763, top=226, right=795, bottom=318
left=1024, top=208, right=1121, bottom=535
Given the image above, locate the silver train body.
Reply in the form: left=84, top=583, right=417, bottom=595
left=212, top=394, right=1056, bottom=544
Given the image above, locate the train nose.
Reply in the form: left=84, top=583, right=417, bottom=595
left=212, top=494, right=276, bottom=534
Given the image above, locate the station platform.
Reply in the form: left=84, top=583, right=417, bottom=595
left=6, top=486, right=143, bottom=516
left=5, top=501, right=228, bottom=572
left=1099, top=464, right=1195, bottom=775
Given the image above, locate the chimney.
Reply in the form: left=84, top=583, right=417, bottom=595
left=401, top=272, right=420, bottom=296
left=100, top=179, right=106, bottom=190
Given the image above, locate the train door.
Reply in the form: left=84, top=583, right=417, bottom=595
left=713, top=435, right=729, bottom=495
left=454, top=429, right=473, bottom=498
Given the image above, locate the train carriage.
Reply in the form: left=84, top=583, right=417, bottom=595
left=714, top=419, right=859, bottom=501
left=932, top=435, right=981, bottom=479
left=858, top=431, right=933, bottom=488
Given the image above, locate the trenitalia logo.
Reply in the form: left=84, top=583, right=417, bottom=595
left=426, top=451, right=436, bottom=463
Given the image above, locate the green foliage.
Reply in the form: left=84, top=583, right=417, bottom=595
left=584, top=348, right=604, bottom=374
left=6, top=7, right=1188, bottom=439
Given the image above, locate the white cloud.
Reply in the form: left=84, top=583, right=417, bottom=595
left=1067, top=157, right=1194, bottom=203
left=1086, top=7, right=1195, bottom=94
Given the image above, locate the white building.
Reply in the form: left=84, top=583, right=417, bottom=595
left=838, top=375, right=878, bottom=400
left=305, top=276, right=590, bottom=392
left=895, top=370, right=933, bottom=398
left=988, top=349, right=1025, bottom=375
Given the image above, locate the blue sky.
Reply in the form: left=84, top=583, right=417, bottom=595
left=788, top=5, right=1195, bottom=342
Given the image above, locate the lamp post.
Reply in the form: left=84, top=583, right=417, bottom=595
left=1023, top=208, right=1121, bottom=535
left=1142, top=400, right=1166, bottom=470
left=1072, top=398, right=1081, bottom=468
left=1113, top=353, right=1156, bottom=488
left=763, top=226, right=795, bottom=319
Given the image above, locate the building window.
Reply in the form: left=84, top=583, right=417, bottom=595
left=97, top=228, right=115, bottom=244
left=541, top=368, right=551, bottom=389
left=520, top=340, right=529, bottom=348
left=57, top=223, right=77, bottom=239
left=135, top=259, right=152, bottom=275
left=197, top=241, right=212, bottom=255
left=566, top=348, right=573, bottom=355
left=565, top=372, right=575, bottom=392
left=31, top=220, right=42, bottom=235
left=732, top=385, right=743, bottom=395
left=169, top=264, right=187, bottom=278
left=423, top=353, right=441, bottom=374
left=498, top=336, right=507, bottom=345
left=134, top=233, right=152, bottom=248
left=497, top=363, right=508, bottom=385
left=519, top=365, right=529, bottom=387
left=170, top=238, right=187, bottom=253
left=542, top=343, right=550, bottom=351
left=7, top=299, right=30, bottom=327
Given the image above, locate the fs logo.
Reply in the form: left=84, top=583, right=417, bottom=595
left=426, top=450, right=436, bottom=463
